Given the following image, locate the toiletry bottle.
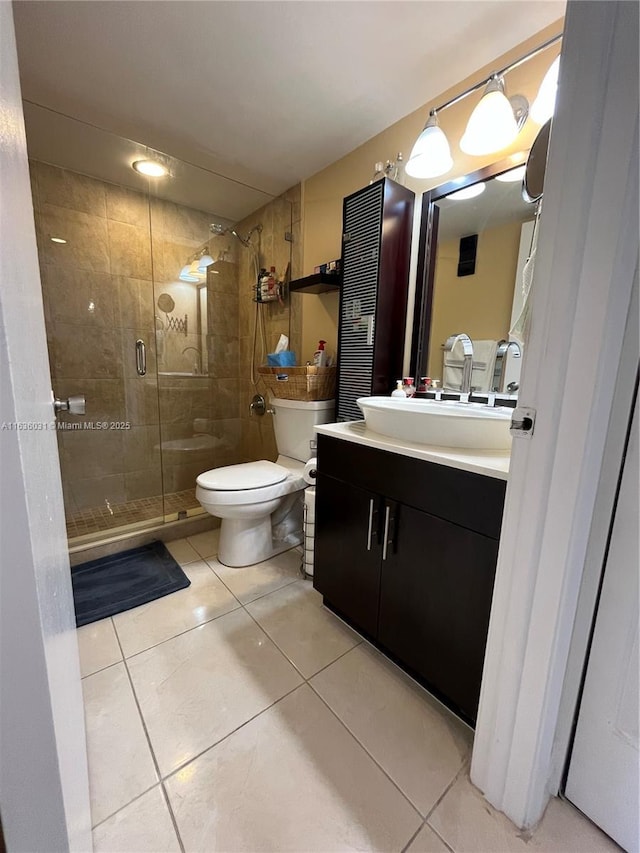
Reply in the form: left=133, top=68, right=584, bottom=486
left=403, top=377, right=416, bottom=397
left=313, top=340, right=327, bottom=367
left=391, top=380, right=405, bottom=398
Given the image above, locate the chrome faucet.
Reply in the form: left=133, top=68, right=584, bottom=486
left=492, top=340, right=522, bottom=392
left=181, top=346, right=202, bottom=374
left=444, top=333, right=474, bottom=397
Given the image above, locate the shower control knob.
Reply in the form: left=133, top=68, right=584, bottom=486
left=53, top=394, right=86, bottom=415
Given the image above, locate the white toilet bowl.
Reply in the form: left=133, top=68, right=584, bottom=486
left=195, top=397, right=334, bottom=568
left=196, top=457, right=305, bottom=567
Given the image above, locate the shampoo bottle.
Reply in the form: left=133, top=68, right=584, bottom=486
left=313, top=340, right=327, bottom=367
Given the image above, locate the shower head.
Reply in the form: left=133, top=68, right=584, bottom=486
left=209, top=222, right=262, bottom=248
left=210, top=223, right=228, bottom=235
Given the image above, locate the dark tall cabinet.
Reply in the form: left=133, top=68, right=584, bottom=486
left=336, top=178, right=415, bottom=421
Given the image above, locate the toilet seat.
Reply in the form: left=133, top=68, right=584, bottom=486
left=196, top=460, right=287, bottom=491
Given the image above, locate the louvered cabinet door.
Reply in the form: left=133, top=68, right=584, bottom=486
left=336, top=178, right=414, bottom=422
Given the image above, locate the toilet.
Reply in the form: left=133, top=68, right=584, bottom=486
left=196, top=397, right=334, bottom=567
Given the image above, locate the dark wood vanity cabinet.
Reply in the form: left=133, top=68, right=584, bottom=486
left=313, top=435, right=505, bottom=724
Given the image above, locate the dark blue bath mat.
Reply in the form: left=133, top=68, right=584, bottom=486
left=72, top=540, right=190, bottom=627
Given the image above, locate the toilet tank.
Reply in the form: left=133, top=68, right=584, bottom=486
left=271, top=398, right=335, bottom=462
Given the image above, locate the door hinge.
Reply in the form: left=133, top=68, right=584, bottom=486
left=510, top=406, right=536, bottom=438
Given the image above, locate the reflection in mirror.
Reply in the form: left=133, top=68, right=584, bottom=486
left=412, top=158, right=539, bottom=396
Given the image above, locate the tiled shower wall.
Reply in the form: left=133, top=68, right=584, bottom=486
left=237, top=185, right=303, bottom=463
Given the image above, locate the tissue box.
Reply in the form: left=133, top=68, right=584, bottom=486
left=267, top=351, right=296, bottom=367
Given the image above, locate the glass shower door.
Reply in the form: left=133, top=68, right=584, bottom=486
left=30, top=158, right=166, bottom=543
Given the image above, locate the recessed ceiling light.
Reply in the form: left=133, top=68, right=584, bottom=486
left=447, top=182, right=486, bottom=201
left=50, top=236, right=67, bottom=244
left=132, top=159, right=168, bottom=178
left=496, top=165, right=526, bottom=183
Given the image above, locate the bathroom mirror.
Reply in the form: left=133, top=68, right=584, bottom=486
left=410, top=155, right=539, bottom=393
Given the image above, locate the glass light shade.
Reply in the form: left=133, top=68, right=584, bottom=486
left=460, top=78, right=519, bottom=155
left=132, top=159, right=168, bottom=177
left=179, top=264, right=199, bottom=282
left=495, top=165, right=526, bottom=183
left=197, top=254, right=214, bottom=272
left=405, top=115, right=453, bottom=179
left=531, top=56, right=560, bottom=124
left=446, top=182, right=486, bottom=201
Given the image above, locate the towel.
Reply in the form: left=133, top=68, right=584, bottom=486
left=443, top=339, right=498, bottom=393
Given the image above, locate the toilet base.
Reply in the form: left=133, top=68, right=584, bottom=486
left=217, top=492, right=303, bottom=568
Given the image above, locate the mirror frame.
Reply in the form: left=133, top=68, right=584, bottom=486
left=409, top=153, right=529, bottom=381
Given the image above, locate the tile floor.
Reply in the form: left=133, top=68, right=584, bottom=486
left=78, top=531, right=619, bottom=852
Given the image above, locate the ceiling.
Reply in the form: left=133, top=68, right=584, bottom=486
left=13, top=1, right=565, bottom=220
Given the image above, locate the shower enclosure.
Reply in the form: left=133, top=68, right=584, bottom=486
left=26, top=108, right=295, bottom=546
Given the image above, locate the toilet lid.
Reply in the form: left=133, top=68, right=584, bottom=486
left=196, top=460, right=288, bottom=491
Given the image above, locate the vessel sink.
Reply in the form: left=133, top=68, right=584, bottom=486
left=356, top=396, right=512, bottom=450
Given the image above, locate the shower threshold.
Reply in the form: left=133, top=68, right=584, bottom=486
left=66, top=489, right=202, bottom=546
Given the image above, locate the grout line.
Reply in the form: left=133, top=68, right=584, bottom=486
left=400, top=820, right=426, bottom=853
left=90, top=782, right=161, bottom=832
left=159, top=781, right=185, bottom=853
left=306, top=680, right=423, bottom=822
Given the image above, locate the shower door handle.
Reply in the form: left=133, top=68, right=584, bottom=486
left=135, top=339, right=146, bottom=376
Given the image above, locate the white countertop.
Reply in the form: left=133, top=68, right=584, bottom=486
left=314, top=421, right=510, bottom=480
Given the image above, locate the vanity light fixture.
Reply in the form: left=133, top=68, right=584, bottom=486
left=447, top=182, right=486, bottom=201
left=531, top=56, right=560, bottom=124
left=132, top=159, right=168, bottom=178
left=460, top=75, right=528, bottom=156
left=495, top=164, right=527, bottom=183
left=197, top=252, right=214, bottom=272
left=179, top=264, right=200, bottom=283
left=50, top=236, right=67, bottom=243
left=406, top=33, right=561, bottom=179
left=405, top=112, right=453, bottom=179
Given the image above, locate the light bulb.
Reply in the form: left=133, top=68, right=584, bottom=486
left=460, top=77, right=519, bottom=156
left=197, top=254, right=214, bottom=272
left=405, top=114, right=453, bottom=179
left=179, top=264, right=200, bottom=283
left=447, top=182, right=486, bottom=201
left=495, top=165, right=526, bottom=183
left=531, top=56, right=560, bottom=124
left=132, top=159, right=168, bottom=178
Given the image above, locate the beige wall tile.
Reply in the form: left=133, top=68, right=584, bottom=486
left=59, top=429, right=125, bottom=480
left=38, top=203, right=110, bottom=272
left=106, top=183, right=150, bottom=228
left=33, top=161, right=107, bottom=217
left=53, top=379, right=126, bottom=424
left=122, top=425, right=162, bottom=473
left=124, top=376, right=161, bottom=426
left=50, top=323, right=121, bottom=381
left=71, top=474, right=127, bottom=511
left=40, top=265, right=115, bottom=329
left=108, top=219, right=153, bottom=280
left=115, top=276, right=155, bottom=331
left=124, top=469, right=163, bottom=502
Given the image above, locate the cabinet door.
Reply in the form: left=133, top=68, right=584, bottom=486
left=378, top=503, right=498, bottom=722
left=313, top=473, right=383, bottom=637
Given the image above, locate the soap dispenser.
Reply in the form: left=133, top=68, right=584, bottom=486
left=391, top=380, right=405, bottom=398
left=313, top=340, right=327, bottom=367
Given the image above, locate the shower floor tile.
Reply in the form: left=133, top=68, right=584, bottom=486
left=65, top=488, right=200, bottom=542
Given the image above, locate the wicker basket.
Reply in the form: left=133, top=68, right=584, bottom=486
left=258, top=365, right=336, bottom=402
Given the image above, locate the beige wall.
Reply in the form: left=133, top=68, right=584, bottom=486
left=299, top=20, right=562, bottom=358
left=427, top=220, right=526, bottom=379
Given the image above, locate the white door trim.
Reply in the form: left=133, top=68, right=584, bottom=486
left=471, top=0, right=639, bottom=829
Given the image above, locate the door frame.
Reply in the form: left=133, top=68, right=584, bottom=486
left=471, top=0, right=639, bottom=829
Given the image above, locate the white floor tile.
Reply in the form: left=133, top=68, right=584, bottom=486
left=246, top=580, right=361, bottom=677
left=127, top=608, right=303, bottom=777
left=113, top=561, right=239, bottom=657
left=208, top=547, right=300, bottom=604
left=92, top=786, right=181, bottom=853
left=83, top=662, right=158, bottom=826
left=77, top=618, right=122, bottom=678
left=406, top=824, right=452, bottom=852
left=186, top=528, right=220, bottom=559
left=165, top=684, right=422, bottom=852
left=311, top=644, right=472, bottom=816
left=428, top=774, right=620, bottom=852
left=165, top=538, right=200, bottom=566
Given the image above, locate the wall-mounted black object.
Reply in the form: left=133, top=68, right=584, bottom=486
left=457, top=234, right=478, bottom=277
left=336, top=178, right=415, bottom=421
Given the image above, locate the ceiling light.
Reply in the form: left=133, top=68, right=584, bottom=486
left=460, top=76, right=527, bottom=156
left=531, top=56, right=560, bottom=124
left=496, top=165, right=527, bottom=183
left=405, top=113, right=453, bottom=179
left=50, top=236, right=67, bottom=244
left=132, top=159, right=168, bottom=178
left=447, top=183, right=486, bottom=201
left=197, top=253, right=214, bottom=272
left=179, top=264, right=200, bottom=283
